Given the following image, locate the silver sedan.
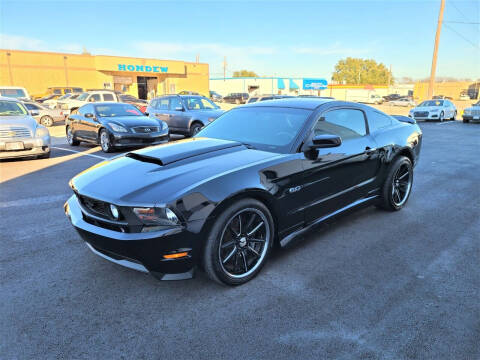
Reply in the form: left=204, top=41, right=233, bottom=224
left=23, top=101, right=65, bottom=127
left=0, top=97, right=51, bottom=159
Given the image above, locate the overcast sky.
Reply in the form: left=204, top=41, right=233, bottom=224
left=1, top=0, right=479, bottom=80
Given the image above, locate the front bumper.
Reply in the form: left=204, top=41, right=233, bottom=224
left=410, top=113, right=442, bottom=121
left=0, top=135, right=51, bottom=159
left=64, top=194, right=198, bottom=280
left=462, top=114, right=480, bottom=122
left=111, top=132, right=169, bottom=148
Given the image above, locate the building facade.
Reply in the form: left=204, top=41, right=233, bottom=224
left=0, top=49, right=209, bottom=99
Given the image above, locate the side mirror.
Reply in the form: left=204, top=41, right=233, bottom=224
left=303, top=134, right=342, bottom=152
left=85, top=113, right=95, bottom=119
left=30, top=110, right=39, bottom=116
left=175, top=106, right=184, bottom=112
left=144, top=112, right=149, bottom=116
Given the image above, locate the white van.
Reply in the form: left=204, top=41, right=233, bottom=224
left=0, top=86, right=30, bottom=100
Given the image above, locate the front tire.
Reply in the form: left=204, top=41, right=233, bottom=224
left=451, top=111, right=456, bottom=121
left=377, top=156, right=413, bottom=211
left=463, top=118, right=470, bottom=123
left=189, top=123, right=203, bottom=137
left=99, top=129, right=114, bottom=153
left=66, top=126, right=80, bottom=146
left=40, top=115, right=54, bottom=127
left=439, top=111, right=444, bottom=122
left=203, top=198, right=274, bottom=285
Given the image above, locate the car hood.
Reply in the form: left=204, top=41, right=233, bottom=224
left=71, top=137, right=282, bottom=206
left=412, top=106, right=442, bottom=111
left=101, top=116, right=162, bottom=128
left=0, top=115, right=37, bottom=129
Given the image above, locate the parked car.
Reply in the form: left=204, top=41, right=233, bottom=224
left=118, top=94, right=148, bottom=113
left=178, top=91, right=201, bottom=96
left=246, top=95, right=294, bottom=103
left=388, top=97, right=416, bottom=107
left=32, top=87, right=83, bottom=100
left=383, top=94, right=403, bottom=102
left=432, top=95, right=453, bottom=100
left=0, top=96, right=51, bottom=159
left=462, top=100, right=480, bottom=123
left=64, top=98, right=422, bottom=285
left=298, top=95, right=335, bottom=99
left=222, top=93, right=249, bottom=104
left=43, top=93, right=79, bottom=109
left=58, top=90, right=120, bottom=115
left=209, top=91, right=223, bottom=102
left=22, top=101, right=65, bottom=127
left=409, top=99, right=457, bottom=121
left=65, top=102, right=169, bottom=153
left=0, top=86, right=30, bottom=101
left=147, top=95, right=224, bottom=136
left=36, top=94, right=62, bottom=103
left=459, top=93, right=471, bottom=101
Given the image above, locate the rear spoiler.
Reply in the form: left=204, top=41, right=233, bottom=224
left=393, top=115, right=416, bottom=124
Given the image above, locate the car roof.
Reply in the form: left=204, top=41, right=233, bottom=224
left=0, top=96, right=22, bottom=102
left=242, top=97, right=335, bottom=110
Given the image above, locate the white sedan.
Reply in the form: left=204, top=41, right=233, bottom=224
left=409, top=99, right=457, bottom=122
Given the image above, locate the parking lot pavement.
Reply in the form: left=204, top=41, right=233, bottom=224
left=1, top=121, right=479, bottom=360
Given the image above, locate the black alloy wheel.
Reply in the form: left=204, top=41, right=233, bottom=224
left=377, top=156, right=413, bottom=211
left=203, top=198, right=274, bottom=285
left=190, top=123, right=203, bottom=137
left=66, top=126, right=80, bottom=146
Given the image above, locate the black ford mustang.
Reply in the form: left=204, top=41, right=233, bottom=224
left=65, top=98, right=422, bottom=285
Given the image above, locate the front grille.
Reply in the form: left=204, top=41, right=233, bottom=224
left=0, top=126, right=32, bottom=139
left=414, top=111, right=429, bottom=117
left=472, top=109, right=480, bottom=116
left=132, top=126, right=160, bottom=133
left=83, top=214, right=128, bottom=233
left=78, top=195, right=112, bottom=220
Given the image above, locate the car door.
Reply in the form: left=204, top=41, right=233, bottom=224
left=168, top=96, right=190, bottom=132
left=301, top=107, right=381, bottom=223
left=78, top=104, right=97, bottom=141
left=151, top=97, right=171, bottom=124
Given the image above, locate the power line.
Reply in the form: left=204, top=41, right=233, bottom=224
left=449, top=0, right=472, bottom=22
left=443, top=22, right=480, bottom=50
left=444, top=21, right=480, bottom=25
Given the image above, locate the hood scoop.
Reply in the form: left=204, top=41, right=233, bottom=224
left=125, top=138, right=242, bottom=167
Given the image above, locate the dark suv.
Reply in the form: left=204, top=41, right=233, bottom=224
left=222, top=93, right=249, bottom=104
left=146, top=95, right=224, bottom=136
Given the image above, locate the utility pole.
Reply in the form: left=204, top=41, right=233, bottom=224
left=428, top=0, right=445, bottom=99
left=387, top=64, right=392, bottom=89
left=222, top=56, right=227, bottom=81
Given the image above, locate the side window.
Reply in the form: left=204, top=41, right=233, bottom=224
left=25, top=103, right=39, bottom=110
left=315, top=108, right=366, bottom=140
left=169, top=97, right=183, bottom=110
left=103, top=93, right=114, bottom=101
left=158, top=98, right=169, bottom=109
left=53, top=89, right=62, bottom=95
left=89, top=94, right=101, bottom=102
left=368, top=111, right=394, bottom=133
left=149, top=99, right=158, bottom=108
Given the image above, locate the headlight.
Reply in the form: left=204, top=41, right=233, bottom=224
left=133, top=207, right=180, bottom=231
left=35, top=126, right=50, bottom=137
left=108, top=122, right=128, bottom=132
left=160, top=121, right=168, bottom=131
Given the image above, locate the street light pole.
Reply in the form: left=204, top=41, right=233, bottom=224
left=428, top=0, right=445, bottom=99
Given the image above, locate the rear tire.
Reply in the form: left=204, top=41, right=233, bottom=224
left=66, top=126, right=80, bottom=146
left=189, top=122, right=203, bottom=137
left=203, top=198, right=274, bottom=286
left=38, top=152, right=51, bottom=159
left=463, top=118, right=469, bottom=123
left=439, top=111, right=444, bottom=122
left=377, top=156, right=413, bottom=211
left=451, top=111, right=456, bottom=121
left=40, top=115, right=54, bottom=127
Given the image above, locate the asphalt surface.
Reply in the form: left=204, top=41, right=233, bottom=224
left=1, top=120, right=479, bottom=360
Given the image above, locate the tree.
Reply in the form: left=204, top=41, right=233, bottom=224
left=233, top=70, right=258, bottom=77
left=331, top=58, right=393, bottom=85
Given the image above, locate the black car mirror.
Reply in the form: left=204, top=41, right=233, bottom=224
left=144, top=112, right=149, bottom=116
left=30, top=110, right=39, bottom=116
left=85, top=113, right=97, bottom=120
left=308, top=134, right=342, bottom=149
left=175, top=106, right=184, bottom=112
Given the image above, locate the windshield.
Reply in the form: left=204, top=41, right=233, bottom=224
left=94, top=103, right=142, bottom=117
left=0, top=100, right=28, bottom=116
left=58, top=94, right=72, bottom=100
left=196, top=107, right=312, bottom=153
left=419, top=100, right=444, bottom=107
left=184, top=96, right=218, bottom=110
left=76, top=92, right=89, bottom=101
left=0, top=88, right=27, bottom=99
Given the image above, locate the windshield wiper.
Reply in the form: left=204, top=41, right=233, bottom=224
left=125, top=152, right=164, bottom=166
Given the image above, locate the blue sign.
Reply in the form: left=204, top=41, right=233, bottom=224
left=302, top=78, right=328, bottom=90
left=118, top=64, right=168, bottom=73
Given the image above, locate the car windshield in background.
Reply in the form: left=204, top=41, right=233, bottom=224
left=184, top=96, right=218, bottom=110
left=0, top=89, right=27, bottom=98
left=197, top=107, right=311, bottom=153
left=76, top=93, right=89, bottom=101
left=58, top=94, right=72, bottom=100
left=94, top=104, right=142, bottom=117
left=0, top=100, right=28, bottom=116
left=420, top=100, right=444, bottom=107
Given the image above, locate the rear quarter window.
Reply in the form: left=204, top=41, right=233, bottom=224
left=368, top=111, right=394, bottom=133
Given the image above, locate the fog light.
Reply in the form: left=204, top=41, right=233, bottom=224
left=110, top=204, right=119, bottom=219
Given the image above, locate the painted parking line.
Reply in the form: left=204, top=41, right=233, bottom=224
left=51, top=146, right=107, bottom=160
left=436, top=121, right=457, bottom=125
